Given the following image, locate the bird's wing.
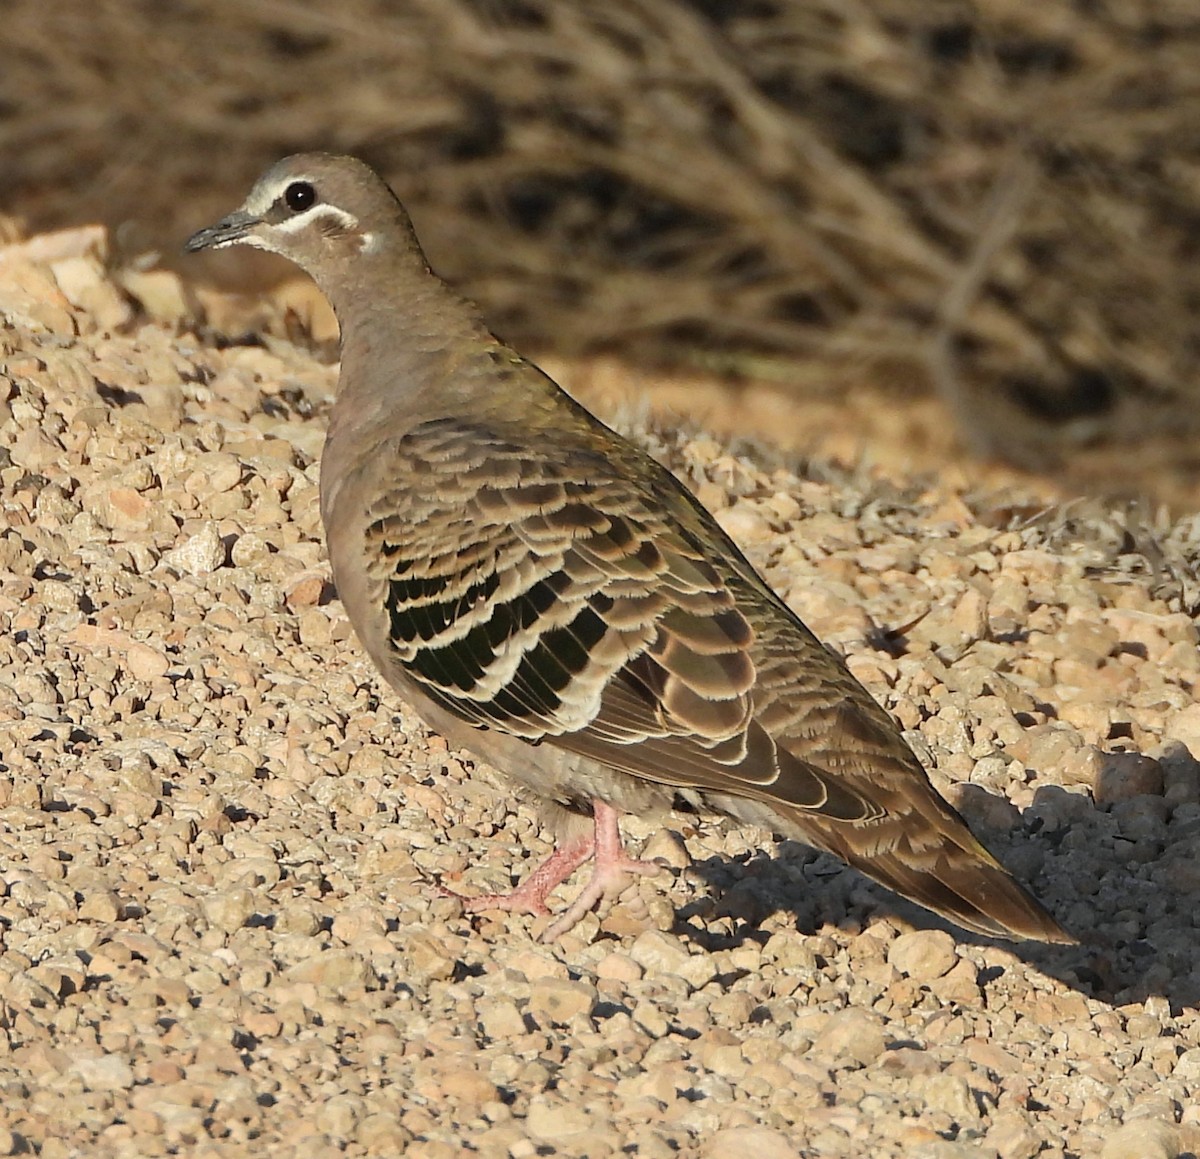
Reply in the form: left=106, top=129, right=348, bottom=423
left=360, top=413, right=891, bottom=825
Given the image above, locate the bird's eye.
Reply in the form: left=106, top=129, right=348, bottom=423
left=284, top=181, right=317, bottom=213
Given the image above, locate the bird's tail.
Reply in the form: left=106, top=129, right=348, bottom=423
left=779, top=802, right=1075, bottom=944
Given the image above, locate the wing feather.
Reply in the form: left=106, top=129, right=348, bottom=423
left=360, top=416, right=889, bottom=830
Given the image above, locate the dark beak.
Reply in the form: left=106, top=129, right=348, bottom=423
left=184, top=209, right=261, bottom=253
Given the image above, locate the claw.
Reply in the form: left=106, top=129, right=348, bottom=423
left=439, top=831, right=592, bottom=918
left=540, top=800, right=664, bottom=941
left=440, top=800, right=663, bottom=940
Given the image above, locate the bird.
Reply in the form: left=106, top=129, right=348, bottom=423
left=186, top=153, right=1072, bottom=945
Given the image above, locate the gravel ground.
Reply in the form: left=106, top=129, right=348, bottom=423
left=1, top=228, right=1200, bottom=1158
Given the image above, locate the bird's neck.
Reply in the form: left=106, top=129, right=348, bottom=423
left=332, top=247, right=473, bottom=374
left=320, top=246, right=535, bottom=457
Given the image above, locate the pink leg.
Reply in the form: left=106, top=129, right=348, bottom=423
left=438, top=831, right=594, bottom=916
left=541, top=801, right=663, bottom=942
left=440, top=800, right=663, bottom=940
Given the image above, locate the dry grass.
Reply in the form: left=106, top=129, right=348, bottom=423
left=3, top=0, right=1200, bottom=473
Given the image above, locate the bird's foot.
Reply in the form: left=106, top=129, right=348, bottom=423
left=439, top=799, right=665, bottom=941
left=438, top=833, right=593, bottom=918
left=540, top=850, right=664, bottom=943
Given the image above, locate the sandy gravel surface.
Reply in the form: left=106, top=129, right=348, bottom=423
left=1, top=229, right=1200, bottom=1158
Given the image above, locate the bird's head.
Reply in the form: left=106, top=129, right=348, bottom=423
left=185, top=152, right=410, bottom=270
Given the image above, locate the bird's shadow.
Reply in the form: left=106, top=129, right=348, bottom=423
left=672, top=783, right=1200, bottom=1011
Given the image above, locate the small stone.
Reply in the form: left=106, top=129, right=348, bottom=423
left=275, top=905, right=322, bottom=937
left=811, top=1009, right=887, bottom=1066
left=506, top=947, right=567, bottom=980
left=71, top=1054, right=135, bottom=1091
left=10, top=426, right=64, bottom=473
left=1100, top=1118, right=1179, bottom=1159
left=284, top=949, right=376, bottom=991
left=78, top=889, right=122, bottom=923
left=676, top=952, right=719, bottom=990
left=985, top=1112, right=1041, bottom=1159
left=331, top=906, right=387, bottom=943
left=700, top=1041, right=748, bottom=1079
left=930, top=958, right=981, bottom=1004
left=4, top=223, right=106, bottom=263
left=1093, top=751, right=1164, bottom=806
left=639, top=827, right=691, bottom=868
left=16, top=1043, right=71, bottom=1080
left=133, top=382, right=186, bottom=430
left=243, top=1011, right=282, bottom=1039
left=1168, top=704, right=1200, bottom=753
left=632, top=1001, right=670, bottom=1039
left=187, top=451, right=243, bottom=494
left=916, top=1072, right=976, bottom=1121
left=93, top=484, right=151, bottom=528
left=285, top=572, right=327, bottom=609
left=441, top=1069, right=499, bottom=1106
left=355, top=1115, right=413, bottom=1152
left=28, top=961, right=85, bottom=998
left=955, top=784, right=1022, bottom=832
left=702, top=1127, right=798, bottom=1159
left=714, top=505, right=771, bottom=544
left=908, top=1143, right=984, bottom=1159
left=405, top=932, right=457, bottom=981
left=162, top=523, right=225, bottom=575
left=400, top=1140, right=457, bottom=1159
left=39, top=579, right=77, bottom=612
left=51, top=255, right=133, bottom=329
left=949, top=585, right=988, bottom=643
left=880, top=1047, right=940, bottom=1077
left=478, top=999, right=527, bottom=1040
left=1157, top=741, right=1200, bottom=808
left=525, top=1098, right=592, bottom=1140
left=528, top=977, right=596, bottom=1025
left=596, top=952, right=644, bottom=983
left=202, top=888, right=257, bottom=933
left=0, top=258, right=75, bottom=333
left=230, top=532, right=272, bottom=567
left=1113, top=795, right=1169, bottom=842
left=314, top=1094, right=363, bottom=1139
left=118, top=267, right=190, bottom=325
left=629, top=929, right=690, bottom=976
left=1028, top=784, right=1092, bottom=831
left=125, top=641, right=169, bottom=681
left=887, top=929, right=958, bottom=981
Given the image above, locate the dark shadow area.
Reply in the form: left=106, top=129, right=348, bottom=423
left=677, top=792, right=1200, bottom=1011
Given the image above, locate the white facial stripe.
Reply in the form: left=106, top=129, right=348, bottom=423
left=205, top=233, right=271, bottom=251
left=274, top=204, right=359, bottom=236
left=245, top=180, right=287, bottom=216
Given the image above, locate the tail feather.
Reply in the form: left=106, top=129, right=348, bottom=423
left=780, top=803, right=1075, bottom=944
left=852, top=845, right=1075, bottom=944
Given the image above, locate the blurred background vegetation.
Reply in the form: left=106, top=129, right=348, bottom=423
left=4, top=0, right=1200, bottom=503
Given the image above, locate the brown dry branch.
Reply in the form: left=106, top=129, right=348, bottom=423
left=3, top=0, right=1200, bottom=469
